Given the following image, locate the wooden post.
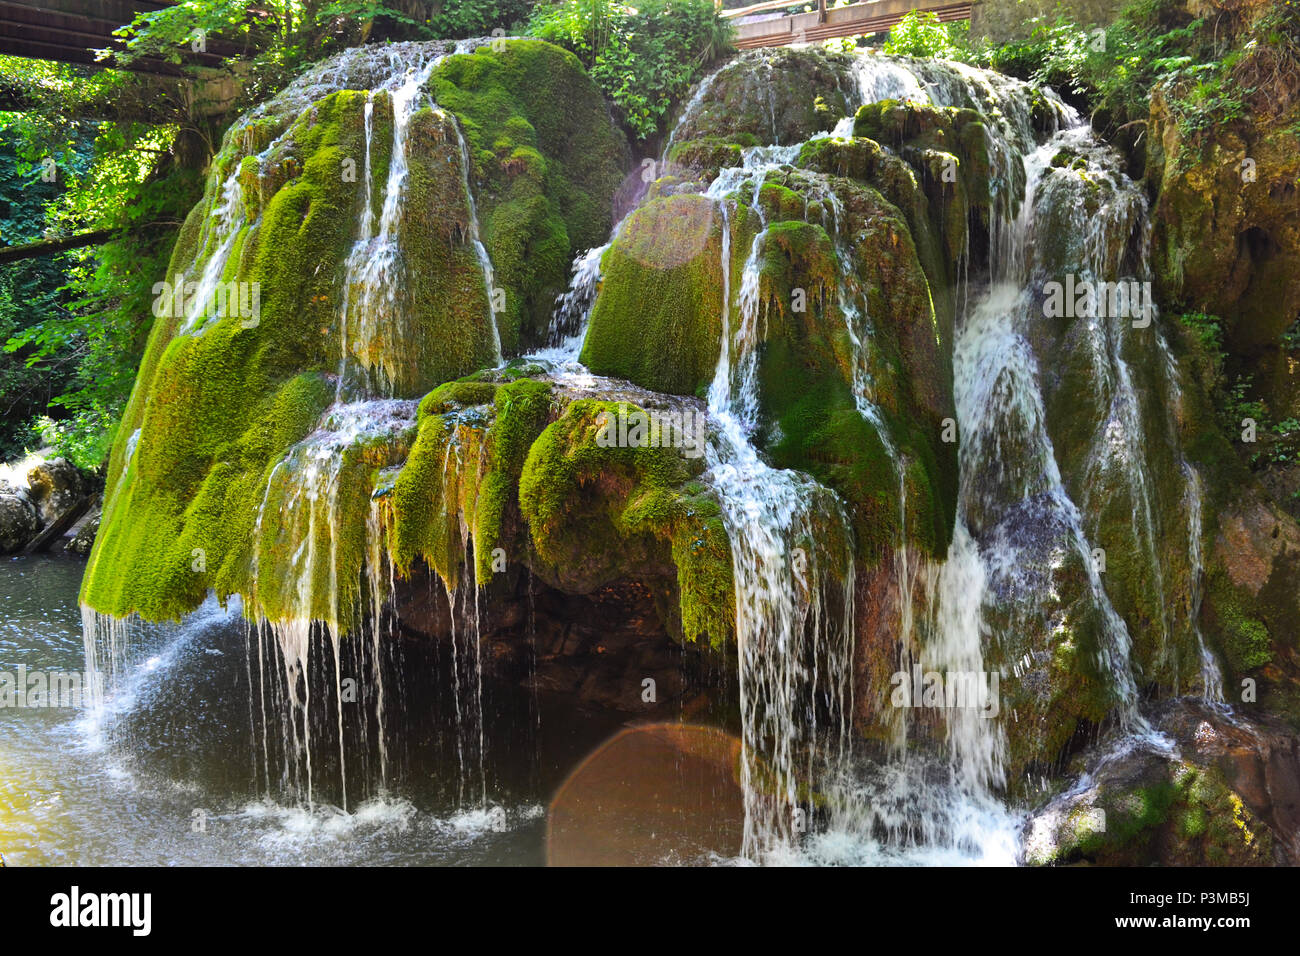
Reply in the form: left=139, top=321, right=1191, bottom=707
left=818, top=0, right=827, bottom=22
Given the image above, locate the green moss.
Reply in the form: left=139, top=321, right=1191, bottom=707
left=744, top=170, right=957, bottom=563
left=1034, top=763, right=1273, bottom=866
left=518, top=399, right=734, bottom=645
left=1208, top=568, right=1275, bottom=673
left=431, top=39, right=629, bottom=353
left=81, top=42, right=627, bottom=628
left=82, top=89, right=375, bottom=622
left=387, top=104, right=500, bottom=394
left=666, top=136, right=745, bottom=181
left=581, top=194, right=753, bottom=397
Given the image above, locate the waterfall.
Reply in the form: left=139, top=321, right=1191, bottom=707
left=238, top=41, right=499, bottom=811
left=338, top=54, right=445, bottom=398
left=700, top=195, right=856, bottom=860
left=82, top=43, right=1239, bottom=858
left=451, top=116, right=504, bottom=365
left=338, top=41, right=498, bottom=399
left=246, top=398, right=418, bottom=809
left=176, top=172, right=246, bottom=337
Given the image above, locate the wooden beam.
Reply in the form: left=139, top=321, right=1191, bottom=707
left=0, top=0, right=245, bottom=75
left=720, top=0, right=807, bottom=19
left=25, top=496, right=90, bottom=553
left=731, top=0, right=972, bottom=48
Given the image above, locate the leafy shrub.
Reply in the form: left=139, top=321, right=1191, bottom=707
left=883, top=11, right=967, bottom=59
left=528, top=0, right=731, bottom=141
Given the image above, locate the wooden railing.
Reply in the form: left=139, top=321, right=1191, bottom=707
left=723, top=0, right=973, bottom=49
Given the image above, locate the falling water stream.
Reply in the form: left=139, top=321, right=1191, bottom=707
left=63, top=46, right=1234, bottom=865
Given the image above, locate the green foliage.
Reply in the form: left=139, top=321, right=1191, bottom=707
left=981, top=0, right=1292, bottom=146
left=0, top=119, right=79, bottom=459
left=1179, top=310, right=1222, bottom=353
left=427, top=0, right=537, bottom=37
left=527, top=0, right=732, bottom=140
left=111, top=0, right=422, bottom=109
left=882, top=11, right=967, bottom=60
left=1180, top=311, right=1300, bottom=470
left=1, top=112, right=201, bottom=470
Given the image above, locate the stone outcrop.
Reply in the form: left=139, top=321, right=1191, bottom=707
left=1024, top=699, right=1300, bottom=865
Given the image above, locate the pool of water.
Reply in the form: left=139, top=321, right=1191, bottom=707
left=0, top=554, right=649, bottom=866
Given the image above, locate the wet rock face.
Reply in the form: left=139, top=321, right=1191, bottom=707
left=1144, top=0, right=1300, bottom=499
left=65, top=505, right=101, bottom=557
left=1207, top=488, right=1300, bottom=713
left=393, top=566, right=725, bottom=714
left=0, top=491, right=40, bottom=552
left=1149, top=87, right=1300, bottom=356
left=668, top=47, right=856, bottom=149
left=26, top=457, right=84, bottom=526
left=1023, top=699, right=1300, bottom=865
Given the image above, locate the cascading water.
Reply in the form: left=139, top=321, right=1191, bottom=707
left=78, top=42, right=1242, bottom=864
left=633, top=48, right=1231, bottom=862
left=338, top=43, right=499, bottom=399
left=175, top=172, right=246, bottom=337
left=85, top=41, right=504, bottom=818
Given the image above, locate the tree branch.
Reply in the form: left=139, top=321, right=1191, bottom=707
left=0, top=221, right=176, bottom=264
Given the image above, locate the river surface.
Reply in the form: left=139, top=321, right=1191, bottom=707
left=0, top=554, right=657, bottom=866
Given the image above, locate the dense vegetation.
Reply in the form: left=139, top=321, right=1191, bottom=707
left=0, top=0, right=729, bottom=469
left=3, top=0, right=1297, bottom=479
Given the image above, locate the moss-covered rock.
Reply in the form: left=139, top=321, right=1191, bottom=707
left=752, top=169, right=957, bottom=563
left=668, top=47, right=856, bottom=148
left=581, top=193, right=756, bottom=397
left=83, top=89, right=378, bottom=622
left=390, top=381, right=735, bottom=647
left=390, top=375, right=553, bottom=590
left=431, top=40, right=630, bottom=353
left=519, top=398, right=734, bottom=647
left=1024, top=700, right=1291, bottom=865
left=81, top=39, right=627, bottom=630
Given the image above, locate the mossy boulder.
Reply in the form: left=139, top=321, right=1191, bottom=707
left=797, top=133, right=961, bottom=350
left=81, top=39, right=626, bottom=628
left=519, top=398, right=733, bottom=646
left=665, top=133, right=755, bottom=183
left=668, top=47, right=856, bottom=148
left=83, top=89, right=382, bottom=622
left=853, top=99, right=1011, bottom=257
left=391, top=382, right=735, bottom=647
left=431, top=40, right=630, bottom=353
left=748, top=168, right=957, bottom=564
left=581, top=193, right=756, bottom=397
left=1024, top=700, right=1294, bottom=865
left=389, top=376, right=553, bottom=591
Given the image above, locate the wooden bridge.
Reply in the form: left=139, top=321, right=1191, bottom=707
left=0, top=0, right=234, bottom=74
left=722, top=0, right=972, bottom=50
left=0, top=1, right=975, bottom=70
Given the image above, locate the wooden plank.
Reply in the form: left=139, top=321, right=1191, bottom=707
left=720, top=0, right=809, bottom=20
left=0, top=1, right=238, bottom=60
left=732, top=1, right=971, bottom=48
left=0, top=35, right=184, bottom=74
left=24, top=497, right=90, bottom=553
